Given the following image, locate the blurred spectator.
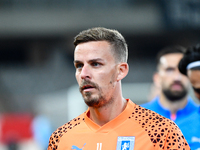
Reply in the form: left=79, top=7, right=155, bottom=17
left=140, top=45, right=199, bottom=149
left=179, top=44, right=200, bottom=101
left=32, top=114, right=52, bottom=150
left=178, top=44, right=200, bottom=150
left=0, top=113, right=52, bottom=150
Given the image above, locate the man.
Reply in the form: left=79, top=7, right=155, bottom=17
left=141, top=45, right=199, bottom=149
left=178, top=44, right=200, bottom=150
left=48, top=27, right=189, bottom=150
left=179, top=44, right=200, bottom=100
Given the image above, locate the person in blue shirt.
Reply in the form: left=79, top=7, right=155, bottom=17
left=141, top=45, right=199, bottom=149
left=178, top=44, right=200, bottom=150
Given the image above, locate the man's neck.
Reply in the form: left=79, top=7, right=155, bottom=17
left=159, top=94, right=188, bottom=114
left=88, top=98, right=127, bottom=126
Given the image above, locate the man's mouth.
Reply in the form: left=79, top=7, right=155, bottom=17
left=171, top=83, right=183, bottom=90
left=81, top=85, right=95, bottom=92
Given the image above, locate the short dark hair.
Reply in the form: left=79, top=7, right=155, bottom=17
left=74, top=27, right=128, bottom=63
left=156, top=45, right=186, bottom=66
left=178, top=44, right=200, bottom=75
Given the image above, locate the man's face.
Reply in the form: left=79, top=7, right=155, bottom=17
left=157, top=53, right=190, bottom=101
left=74, top=41, right=119, bottom=108
left=187, top=70, right=200, bottom=101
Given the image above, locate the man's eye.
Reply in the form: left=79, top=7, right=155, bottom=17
left=92, top=62, right=100, bottom=67
left=166, top=68, right=174, bottom=72
left=165, top=68, right=175, bottom=74
left=75, top=64, right=83, bottom=69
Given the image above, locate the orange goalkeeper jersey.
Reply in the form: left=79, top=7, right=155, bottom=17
left=48, top=99, right=190, bottom=150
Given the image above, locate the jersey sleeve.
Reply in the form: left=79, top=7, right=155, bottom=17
left=47, top=113, right=85, bottom=150
left=163, top=121, right=190, bottom=150
left=133, top=105, right=190, bottom=150
left=47, top=128, right=62, bottom=150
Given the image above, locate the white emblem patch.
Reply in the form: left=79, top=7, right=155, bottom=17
left=116, top=136, right=135, bottom=150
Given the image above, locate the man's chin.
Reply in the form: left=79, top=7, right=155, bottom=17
left=84, top=99, right=100, bottom=107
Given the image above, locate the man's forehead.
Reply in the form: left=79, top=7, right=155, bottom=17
left=74, top=42, right=114, bottom=62
left=160, top=57, right=167, bottom=66
left=159, top=53, right=183, bottom=67
left=75, top=41, right=112, bottom=53
left=159, top=57, right=174, bottom=69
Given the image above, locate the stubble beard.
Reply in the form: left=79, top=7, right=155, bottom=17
left=79, top=80, right=106, bottom=108
left=79, top=71, right=116, bottom=108
left=82, top=88, right=115, bottom=108
left=83, top=91, right=105, bottom=108
left=162, top=83, right=188, bottom=102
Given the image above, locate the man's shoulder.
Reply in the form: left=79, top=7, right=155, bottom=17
left=131, top=104, right=181, bottom=135
left=132, top=104, right=175, bottom=126
left=131, top=105, right=189, bottom=148
left=140, top=97, right=159, bottom=109
left=187, top=96, right=199, bottom=108
left=48, top=113, right=85, bottom=149
left=54, top=112, right=85, bottom=135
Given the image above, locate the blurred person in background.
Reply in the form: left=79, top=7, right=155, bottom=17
left=0, top=112, right=52, bottom=150
left=32, top=114, right=53, bottom=150
left=141, top=45, right=199, bottom=149
left=47, top=27, right=190, bottom=150
left=179, top=44, right=200, bottom=101
left=178, top=44, right=200, bottom=150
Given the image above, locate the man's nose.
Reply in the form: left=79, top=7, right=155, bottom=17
left=174, top=70, right=182, bottom=80
left=80, top=65, right=91, bottom=79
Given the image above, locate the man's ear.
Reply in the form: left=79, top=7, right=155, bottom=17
left=117, top=63, right=129, bottom=81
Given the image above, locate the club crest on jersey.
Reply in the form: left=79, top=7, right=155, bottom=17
left=116, top=136, right=135, bottom=150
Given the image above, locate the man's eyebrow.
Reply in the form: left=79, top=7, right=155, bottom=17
left=166, top=66, right=174, bottom=69
left=74, top=60, right=82, bottom=64
left=74, top=58, right=104, bottom=64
